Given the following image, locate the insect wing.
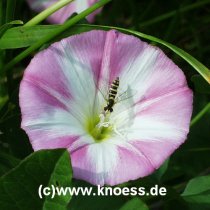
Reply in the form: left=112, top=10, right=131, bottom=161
left=115, top=86, right=137, bottom=104
left=96, top=78, right=110, bottom=102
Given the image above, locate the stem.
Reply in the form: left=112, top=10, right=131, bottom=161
left=3, top=0, right=111, bottom=72
left=6, top=0, right=16, bottom=23
left=190, top=102, right=210, bottom=127
left=24, top=0, right=74, bottom=27
left=0, top=0, right=3, bottom=25
left=139, top=0, right=210, bottom=27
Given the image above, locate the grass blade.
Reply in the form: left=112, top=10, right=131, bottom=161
left=85, top=24, right=210, bottom=84
left=24, top=0, right=74, bottom=26
left=3, top=0, right=111, bottom=73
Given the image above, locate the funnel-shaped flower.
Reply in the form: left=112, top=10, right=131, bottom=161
left=20, top=30, right=193, bottom=186
left=27, top=0, right=102, bottom=23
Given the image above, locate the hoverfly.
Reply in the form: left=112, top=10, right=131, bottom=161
left=104, top=77, right=120, bottom=113
left=98, top=76, right=136, bottom=115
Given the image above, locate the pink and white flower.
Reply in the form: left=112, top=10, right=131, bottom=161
left=19, top=30, right=193, bottom=186
left=27, top=0, right=102, bottom=23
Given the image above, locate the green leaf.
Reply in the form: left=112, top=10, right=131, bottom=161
left=0, top=24, right=89, bottom=49
left=119, top=198, right=149, bottom=210
left=181, top=175, right=210, bottom=204
left=0, top=151, right=20, bottom=176
left=0, top=149, right=72, bottom=210
left=191, top=75, right=210, bottom=94
left=0, top=25, right=59, bottom=49
left=0, top=25, right=66, bottom=49
left=0, top=20, right=23, bottom=38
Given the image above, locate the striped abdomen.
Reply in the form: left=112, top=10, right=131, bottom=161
left=104, top=77, right=119, bottom=112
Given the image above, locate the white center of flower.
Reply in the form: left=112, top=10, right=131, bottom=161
left=96, top=112, right=127, bottom=140
left=97, top=113, right=112, bottom=128
left=86, top=87, right=135, bottom=142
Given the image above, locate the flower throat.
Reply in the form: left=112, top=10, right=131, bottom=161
left=86, top=77, right=120, bottom=141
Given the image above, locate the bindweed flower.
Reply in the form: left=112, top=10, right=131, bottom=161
left=20, top=30, right=193, bottom=186
left=27, top=0, right=102, bottom=23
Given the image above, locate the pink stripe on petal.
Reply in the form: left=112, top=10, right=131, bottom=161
left=71, top=141, right=119, bottom=185
left=61, top=30, right=107, bottom=86
left=129, top=140, right=179, bottom=169
left=21, top=49, right=72, bottom=100
left=136, top=50, right=188, bottom=101
left=99, top=30, right=119, bottom=85
left=136, top=88, right=193, bottom=129
left=108, top=32, right=147, bottom=83
left=20, top=80, right=68, bottom=115
left=106, top=146, right=155, bottom=186
left=99, top=30, right=147, bottom=85
left=66, top=30, right=148, bottom=88
left=71, top=141, right=155, bottom=186
left=32, top=135, right=79, bottom=150
left=123, top=89, right=192, bottom=171
left=70, top=145, right=97, bottom=183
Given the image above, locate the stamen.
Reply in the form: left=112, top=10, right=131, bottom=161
left=97, top=113, right=111, bottom=128
left=97, top=112, right=127, bottom=140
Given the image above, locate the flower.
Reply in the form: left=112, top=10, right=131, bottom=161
left=19, top=30, right=193, bottom=186
left=27, top=0, right=102, bottom=24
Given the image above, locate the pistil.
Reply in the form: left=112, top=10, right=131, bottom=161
left=86, top=112, right=113, bottom=141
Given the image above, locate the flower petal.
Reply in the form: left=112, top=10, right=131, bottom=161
left=71, top=141, right=118, bottom=185
left=127, top=88, right=192, bottom=167
left=20, top=33, right=102, bottom=151
left=71, top=137, right=155, bottom=185
left=27, top=0, right=102, bottom=23
left=20, top=30, right=193, bottom=186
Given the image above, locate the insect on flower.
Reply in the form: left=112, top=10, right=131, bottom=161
left=97, top=77, right=136, bottom=139
left=104, top=77, right=120, bottom=113
left=20, top=30, right=193, bottom=186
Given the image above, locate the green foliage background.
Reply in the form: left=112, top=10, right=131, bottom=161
left=0, top=0, right=210, bottom=209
